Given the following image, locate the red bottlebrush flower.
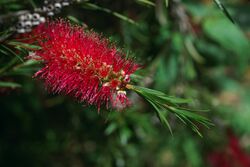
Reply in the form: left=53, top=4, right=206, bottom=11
left=207, top=130, right=250, bottom=167
left=28, top=20, right=139, bottom=110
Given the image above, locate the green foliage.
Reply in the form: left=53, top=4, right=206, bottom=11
left=0, top=81, right=21, bottom=88
left=203, top=16, right=250, bottom=71
left=81, top=2, right=137, bottom=25
left=213, top=0, right=235, bottom=23
left=127, top=85, right=212, bottom=136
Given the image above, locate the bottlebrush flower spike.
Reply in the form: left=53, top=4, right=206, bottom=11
left=29, top=20, right=139, bottom=110
left=26, top=19, right=212, bottom=136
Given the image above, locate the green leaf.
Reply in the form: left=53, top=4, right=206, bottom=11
left=105, top=123, right=117, bottom=135
left=28, top=0, right=36, bottom=8
left=127, top=85, right=213, bottom=136
left=82, top=3, right=137, bottom=25
left=213, top=0, right=235, bottom=23
left=0, top=30, right=14, bottom=42
left=136, top=0, right=155, bottom=7
left=67, top=15, right=84, bottom=25
left=0, top=44, right=24, bottom=62
left=183, top=139, right=202, bottom=166
left=195, top=40, right=227, bottom=64
left=0, top=57, right=19, bottom=75
left=0, top=81, right=21, bottom=88
left=165, top=0, right=169, bottom=8
left=203, top=17, right=250, bottom=71
left=184, top=36, right=205, bottom=64
left=147, top=98, right=173, bottom=134
left=120, top=127, right=132, bottom=145
left=7, top=41, right=41, bottom=50
left=203, top=18, right=249, bottom=55
left=130, top=85, right=192, bottom=104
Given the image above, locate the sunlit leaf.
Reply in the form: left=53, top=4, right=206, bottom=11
left=82, top=2, right=137, bottom=25
left=7, top=41, right=41, bottom=50
left=0, top=81, right=21, bottom=88
left=213, top=0, right=235, bottom=23
left=136, top=0, right=155, bottom=7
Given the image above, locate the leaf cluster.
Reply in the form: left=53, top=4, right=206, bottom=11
left=127, top=85, right=213, bottom=136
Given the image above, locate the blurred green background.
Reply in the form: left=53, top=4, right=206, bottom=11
left=0, top=0, right=250, bottom=166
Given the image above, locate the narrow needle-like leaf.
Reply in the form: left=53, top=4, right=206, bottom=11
left=126, top=84, right=213, bottom=136
left=213, top=0, right=235, bottom=24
